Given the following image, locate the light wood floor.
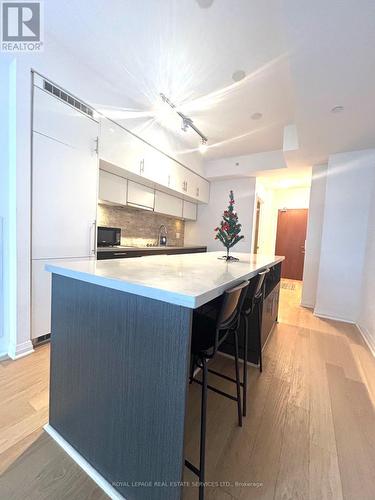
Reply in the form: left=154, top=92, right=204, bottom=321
left=1, top=280, right=375, bottom=499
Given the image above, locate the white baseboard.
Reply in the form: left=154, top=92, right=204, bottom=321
left=8, top=339, right=34, bottom=360
left=356, top=323, right=375, bottom=358
left=313, top=309, right=355, bottom=324
left=44, top=424, right=125, bottom=500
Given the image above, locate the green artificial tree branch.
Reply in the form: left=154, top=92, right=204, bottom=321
left=214, top=190, right=244, bottom=254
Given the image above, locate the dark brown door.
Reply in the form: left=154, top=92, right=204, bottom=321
left=275, top=208, right=308, bottom=280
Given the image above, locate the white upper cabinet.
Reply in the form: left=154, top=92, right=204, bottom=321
left=141, top=144, right=170, bottom=186
left=100, top=118, right=143, bottom=175
left=196, top=177, right=210, bottom=204
left=184, top=169, right=199, bottom=199
left=182, top=201, right=197, bottom=221
left=99, top=170, right=127, bottom=206
left=33, top=86, right=98, bottom=150
left=127, top=180, right=154, bottom=210
left=168, top=160, right=209, bottom=203
left=168, top=159, right=186, bottom=195
left=154, top=191, right=183, bottom=218
left=99, top=116, right=210, bottom=204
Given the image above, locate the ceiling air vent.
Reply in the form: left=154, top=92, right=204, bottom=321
left=43, top=80, right=94, bottom=118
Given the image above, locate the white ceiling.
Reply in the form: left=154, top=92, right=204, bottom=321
left=45, top=0, right=375, bottom=167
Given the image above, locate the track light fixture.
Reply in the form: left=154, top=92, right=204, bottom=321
left=159, top=93, right=208, bottom=146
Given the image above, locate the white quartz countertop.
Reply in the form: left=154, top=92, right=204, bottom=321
left=46, top=252, right=284, bottom=308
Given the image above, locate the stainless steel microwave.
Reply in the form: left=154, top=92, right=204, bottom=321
left=97, top=226, right=121, bottom=247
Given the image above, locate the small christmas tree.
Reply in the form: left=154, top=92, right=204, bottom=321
left=214, top=190, right=244, bottom=260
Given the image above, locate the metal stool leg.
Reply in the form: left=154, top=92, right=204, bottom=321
left=234, top=330, right=243, bottom=427
left=189, top=355, right=195, bottom=384
left=199, top=358, right=208, bottom=500
left=243, top=315, right=249, bottom=416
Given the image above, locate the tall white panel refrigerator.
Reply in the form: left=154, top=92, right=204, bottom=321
left=31, top=83, right=99, bottom=339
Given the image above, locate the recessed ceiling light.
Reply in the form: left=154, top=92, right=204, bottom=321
left=251, top=112, right=263, bottom=120
left=196, top=0, right=214, bottom=8
left=331, top=105, right=344, bottom=113
left=232, top=70, right=246, bottom=82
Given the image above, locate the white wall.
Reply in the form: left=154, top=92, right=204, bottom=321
left=315, top=149, right=375, bottom=323
left=255, top=181, right=274, bottom=255
left=358, top=173, right=375, bottom=353
left=301, top=164, right=328, bottom=308
left=4, top=38, right=203, bottom=358
left=0, top=58, right=10, bottom=356
left=185, top=178, right=256, bottom=252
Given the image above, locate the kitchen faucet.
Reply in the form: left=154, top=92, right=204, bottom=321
left=158, top=225, right=168, bottom=246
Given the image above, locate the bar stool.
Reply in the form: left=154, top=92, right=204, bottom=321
left=241, top=268, right=270, bottom=416
left=185, top=280, right=249, bottom=500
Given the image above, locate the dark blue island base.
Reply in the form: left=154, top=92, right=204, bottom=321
left=49, top=274, right=193, bottom=500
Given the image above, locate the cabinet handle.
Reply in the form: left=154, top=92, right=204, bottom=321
left=168, top=175, right=171, bottom=187
left=113, top=252, right=128, bottom=256
left=185, top=181, right=188, bottom=192
left=182, top=181, right=185, bottom=191
left=196, top=187, right=199, bottom=197
left=140, top=159, right=145, bottom=174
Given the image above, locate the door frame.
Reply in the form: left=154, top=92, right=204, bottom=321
left=252, top=196, right=262, bottom=253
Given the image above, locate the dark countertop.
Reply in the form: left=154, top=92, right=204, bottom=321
left=97, top=245, right=207, bottom=253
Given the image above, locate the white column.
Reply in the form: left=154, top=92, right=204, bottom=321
left=301, top=164, right=328, bottom=308
left=7, top=58, right=34, bottom=359
left=314, top=149, right=375, bottom=323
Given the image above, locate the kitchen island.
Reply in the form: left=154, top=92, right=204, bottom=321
left=45, top=252, right=284, bottom=500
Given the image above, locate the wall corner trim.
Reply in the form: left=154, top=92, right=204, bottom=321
left=7, top=339, right=34, bottom=360
left=356, top=323, right=375, bottom=358
left=44, top=424, right=126, bottom=500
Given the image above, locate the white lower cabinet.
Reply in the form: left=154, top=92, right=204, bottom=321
left=127, top=180, right=155, bottom=210
left=183, top=200, right=197, bottom=221
left=99, top=169, right=127, bottom=205
left=31, top=257, right=94, bottom=339
left=154, top=190, right=183, bottom=218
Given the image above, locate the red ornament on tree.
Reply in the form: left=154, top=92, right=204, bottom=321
left=214, top=190, right=244, bottom=261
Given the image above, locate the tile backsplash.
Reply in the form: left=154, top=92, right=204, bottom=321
left=97, top=204, right=185, bottom=247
